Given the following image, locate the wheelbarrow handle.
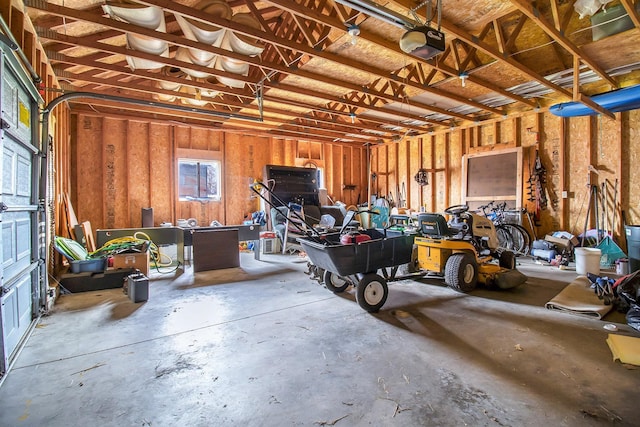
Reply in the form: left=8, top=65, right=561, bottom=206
left=249, top=181, right=321, bottom=238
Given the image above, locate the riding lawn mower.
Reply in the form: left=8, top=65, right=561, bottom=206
left=413, top=205, right=527, bottom=292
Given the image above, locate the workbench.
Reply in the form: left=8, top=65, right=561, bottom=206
left=96, top=224, right=262, bottom=272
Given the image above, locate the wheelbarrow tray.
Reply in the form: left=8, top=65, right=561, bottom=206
left=297, top=229, right=415, bottom=277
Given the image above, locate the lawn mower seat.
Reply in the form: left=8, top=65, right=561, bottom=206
left=417, top=213, right=451, bottom=238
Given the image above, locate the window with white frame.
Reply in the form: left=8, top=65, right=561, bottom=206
left=178, top=159, right=221, bottom=201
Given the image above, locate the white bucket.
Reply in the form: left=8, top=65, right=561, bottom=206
left=575, top=247, right=601, bottom=275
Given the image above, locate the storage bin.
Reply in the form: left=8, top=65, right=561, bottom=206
left=575, top=247, right=601, bottom=276
left=70, top=258, right=107, bottom=273
left=127, top=272, right=149, bottom=303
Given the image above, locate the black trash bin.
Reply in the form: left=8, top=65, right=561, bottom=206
left=626, top=225, right=640, bottom=273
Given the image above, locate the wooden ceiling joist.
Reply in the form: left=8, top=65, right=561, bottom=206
left=22, top=0, right=640, bottom=141
left=510, top=0, right=617, bottom=89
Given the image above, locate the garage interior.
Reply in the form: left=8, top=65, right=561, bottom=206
left=1, top=0, right=640, bottom=425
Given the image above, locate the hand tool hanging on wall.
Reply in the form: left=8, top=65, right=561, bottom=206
left=528, top=150, right=548, bottom=224
left=612, top=178, right=619, bottom=239
left=602, top=180, right=608, bottom=236
left=400, top=182, right=407, bottom=208
left=527, top=149, right=535, bottom=203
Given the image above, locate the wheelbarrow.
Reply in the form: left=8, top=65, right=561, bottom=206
left=297, top=229, right=418, bottom=312
left=250, top=181, right=419, bottom=312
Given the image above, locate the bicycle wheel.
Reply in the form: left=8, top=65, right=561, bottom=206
left=511, top=224, right=532, bottom=255
left=495, top=225, right=514, bottom=251
left=502, top=224, right=527, bottom=254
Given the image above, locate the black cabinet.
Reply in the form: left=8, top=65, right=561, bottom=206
left=263, top=165, right=319, bottom=207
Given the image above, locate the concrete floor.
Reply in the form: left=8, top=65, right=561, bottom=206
left=1, top=253, right=639, bottom=427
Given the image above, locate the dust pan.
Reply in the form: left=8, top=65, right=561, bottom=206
left=606, top=334, right=640, bottom=366
left=597, top=236, right=626, bottom=267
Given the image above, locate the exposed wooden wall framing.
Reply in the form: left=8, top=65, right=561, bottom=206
left=373, top=108, right=640, bottom=244
left=69, top=112, right=369, bottom=229
left=5, top=0, right=640, bottom=272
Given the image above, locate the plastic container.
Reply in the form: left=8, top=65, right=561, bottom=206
left=625, top=225, right=640, bottom=273
left=575, top=247, right=601, bottom=276
left=531, top=248, right=557, bottom=262
left=127, top=272, right=149, bottom=303
left=616, top=258, right=630, bottom=275
left=70, top=258, right=107, bottom=273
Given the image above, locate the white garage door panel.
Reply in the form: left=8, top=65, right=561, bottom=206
left=0, top=275, right=32, bottom=360
left=1, top=134, right=34, bottom=282
left=1, top=63, right=33, bottom=143
left=2, top=212, right=32, bottom=276
left=1, top=48, right=40, bottom=377
left=2, top=136, right=33, bottom=205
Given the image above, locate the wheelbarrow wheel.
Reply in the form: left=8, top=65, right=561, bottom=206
left=323, top=270, right=350, bottom=293
left=356, top=273, right=388, bottom=312
left=445, top=253, right=478, bottom=293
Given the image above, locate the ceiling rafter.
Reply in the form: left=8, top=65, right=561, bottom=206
left=130, top=0, right=495, bottom=118
left=27, top=0, right=491, bottom=128
left=63, top=69, right=390, bottom=142
left=620, top=0, right=640, bottom=29
left=504, top=13, right=527, bottom=53
left=493, top=19, right=506, bottom=54
left=54, top=64, right=412, bottom=138
left=392, top=0, right=571, bottom=97
left=265, top=0, right=535, bottom=109
left=290, top=13, right=322, bottom=47
left=36, top=23, right=447, bottom=131
left=509, top=0, right=617, bottom=89
left=24, top=0, right=640, bottom=141
left=276, top=1, right=547, bottom=114
left=549, top=0, right=561, bottom=31
left=70, top=100, right=357, bottom=144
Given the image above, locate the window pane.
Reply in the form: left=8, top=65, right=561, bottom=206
left=200, top=163, right=220, bottom=198
left=179, top=162, right=198, bottom=199
left=178, top=159, right=221, bottom=201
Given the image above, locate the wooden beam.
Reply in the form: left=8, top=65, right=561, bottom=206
left=52, top=66, right=418, bottom=137
left=549, top=0, right=561, bottom=31
left=576, top=93, right=616, bottom=120
left=573, top=55, right=581, bottom=100
left=504, top=13, right=527, bottom=53
left=493, top=20, right=506, bottom=54
left=621, top=0, right=640, bottom=29
left=392, top=0, right=573, bottom=99
left=32, top=23, right=493, bottom=128
left=129, top=0, right=502, bottom=117
left=510, top=0, right=617, bottom=89
left=40, top=35, right=448, bottom=130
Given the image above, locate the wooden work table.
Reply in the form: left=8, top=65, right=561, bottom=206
left=96, top=224, right=262, bottom=272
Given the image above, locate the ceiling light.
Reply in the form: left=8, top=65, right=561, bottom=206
left=347, top=24, right=360, bottom=46
left=459, top=71, right=469, bottom=87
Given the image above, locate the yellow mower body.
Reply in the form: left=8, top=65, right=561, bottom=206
left=413, top=209, right=527, bottom=292
left=414, top=237, right=497, bottom=283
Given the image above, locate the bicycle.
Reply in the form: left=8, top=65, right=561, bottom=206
left=478, top=202, right=532, bottom=255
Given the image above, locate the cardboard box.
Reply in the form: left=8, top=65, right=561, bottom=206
left=112, top=251, right=150, bottom=276
left=545, top=234, right=576, bottom=249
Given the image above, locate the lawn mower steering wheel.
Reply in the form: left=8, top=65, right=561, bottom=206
left=444, top=204, right=469, bottom=216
